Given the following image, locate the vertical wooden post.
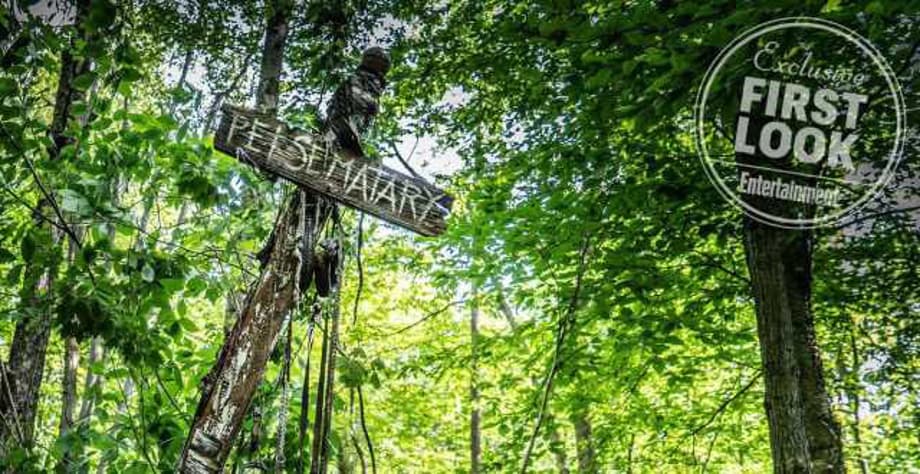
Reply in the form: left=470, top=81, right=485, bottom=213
left=179, top=19, right=390, bottom=474
left=178, top=0, right=304, bottom=471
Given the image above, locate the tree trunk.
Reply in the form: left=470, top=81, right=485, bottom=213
left=78, top=336, right=104, bottom=422
left=310, top=314, right=331, bottom=473
left=298, top=303, right=320, bottom=474
left=316, top=287, right=341, bottom=474
left=498, top=284, right=568, bottom=473
left=743, top=219, right=844, bottom=473
left=572, top=411, right=597, bottom=473
left=60, top=345, right=81, bottom=422
left=0, top=0, right=92, bottom=453
left=546, top=415, right=569, bottom=474
left=842, top=320, right=868, bottom=474
left=470, top=286, right=481, bottom=474
left=58, top=337, right=80, bottom=464
left=255, top=0, right=292, bottom=114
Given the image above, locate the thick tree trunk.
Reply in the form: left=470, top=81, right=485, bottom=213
left=743, top=219, right=844, bottom=473
left=572, top=411, right=597, bottom=473
left=0, top=266, right=55, bottom=449
left=0, top=0, right=91, bottom=453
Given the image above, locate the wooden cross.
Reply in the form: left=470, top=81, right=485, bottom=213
left=214, top=104, right=453, bottom=236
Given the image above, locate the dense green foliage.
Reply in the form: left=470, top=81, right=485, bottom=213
left=0, top=0, right=918, bottom=472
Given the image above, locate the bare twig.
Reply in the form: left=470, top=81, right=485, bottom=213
left=352, top=213, right=364, bottom=326
left=689, top=370, right=762, bottom=436
left=835, top=204, right=920, bottom=229
left=520, top=232, right=591, bottom=473
left=387, top=140, right=422, bottom=179
left=383, top=300, right=466, bottom=336
left=357, top=385, right=376, bottom=474
left=0, top=125, right=83, bottom=248
left=0, top=359, right=25, bottom=444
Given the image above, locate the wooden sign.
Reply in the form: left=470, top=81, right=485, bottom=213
left=214, top=105, right=453, bottom=236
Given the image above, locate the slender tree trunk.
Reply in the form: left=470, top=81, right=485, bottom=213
left=78, top=336, right=104, bottom=422
left=626, top=433, right=635, bottom=474
left=743, top=219, right=844, bottom=473
left=470, top=285, right=481, bottom=474
left=58, top=225, right=86, bottom=470
left=0, top=0, right=92, bottom=454
left=203, top=52, right=253, bottom=134
left=497, top=285, right=568, bottom=472
left=255, top=0, right=292, bottom=115
left=546, top=414, right=569, bottom=474
left=59, top=337, right=80, bottom=437
left=318, top=290, right=341, bottom=474
left=298, top=303, right=320, bottom=474
left=572, top=411, right=597, bottom=473
left=311, top=243, right=344, bottom=474
left=844, top=321, right=868, bottom=474
left=310, top=313, right=331, bottom=473
left=58, top=334, right=81, bottom=471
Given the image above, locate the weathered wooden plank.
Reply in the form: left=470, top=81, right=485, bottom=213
left=214, top=104, right=453, bottom=236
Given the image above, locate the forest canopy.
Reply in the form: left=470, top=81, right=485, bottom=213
left=0, top=0, right=918, bottom=473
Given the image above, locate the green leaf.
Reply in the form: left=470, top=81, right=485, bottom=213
left=73, top=73, right=96, bottom=91
left=0, top=77, right=17, bottom=95
left=60, top=189, right=92, bottom=215
left=20, top=234, right=35, bottom=261
left=120, top=67, right=142, bottom=83
left=141, top=263, right=155, bottom=282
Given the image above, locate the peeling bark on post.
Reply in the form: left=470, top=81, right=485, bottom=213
left=179, top=191, right=326, bottom=473
left=177, top=1, right=305, bottom=469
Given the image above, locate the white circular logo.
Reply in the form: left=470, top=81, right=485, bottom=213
left=694, top=17, right=906, bottom=228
